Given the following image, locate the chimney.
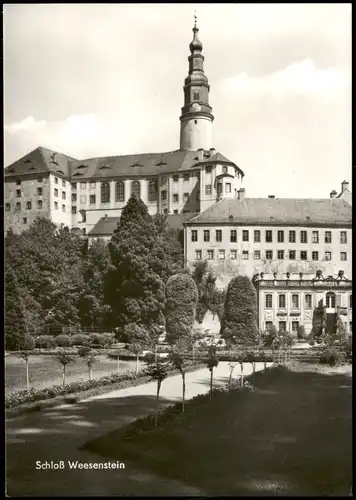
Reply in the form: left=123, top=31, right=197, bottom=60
left=268, top=195, right=275, bottom=199
left=238, top=188, right=245, bottom=200
left=341, top=180, right=349, bottom=192
left=209, top=148, right=216, bottom=156
left=198, top=148, right=204, bottom=161
left=330, top=190, right=337, bottom=199
left=104, top=213, right=108, bottom=220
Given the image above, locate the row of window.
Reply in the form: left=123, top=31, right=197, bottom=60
left=15, top=187, right=43, bottom=198
left=54, top=202, right=66, bottom=212
left=266, top=321, right=352, bottom=333
left=265, top=292, right=352, bottom=310
left=204, top=183, right=232, bottom=196
left=54, top=190, right=66, bottom=199
left=6, top=201, right=43, bottom=211
left=192, top=229, right=348, bottom=244
left=54, top=178, right=66, bottom=187
left=194, top=249, right=347, bottom=261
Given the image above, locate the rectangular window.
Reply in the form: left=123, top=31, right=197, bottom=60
left=242, top=251, right=249, bottom=259
left=300, top=231, right=307, bottom=243
left=191, top=230, right=198, bottom=242
left=305, top=294, right=312, bottom=309
left=54, top=202, right=58, bottom=210
left=205, top=185, right=212, bottom=196
left=254, top=250, right=261, bottom=260
left=312, top=231, right=319, bottom=243
left=292, top=294, right=299, bottom=308
left=218, top=250, right=225, bottom=260
left=54, top=189, right=58, bottom=197
left=16, top=180, right=21, bottom=186
left=174, top=209, right=179, bottom=214
left=71, top=182, right=77, bottom=190
left=195, top=250, right=202, bottom=260
left=340, top=252, right=347, bottom=261
left=62, top=180, right=66, bottom=187
left=230, top=230, right=237, bottom=242
left=312, top=251, right=319, bottom=261
left=173, top=194, right=179, bottom=203
left=203, top=230, right=210, bottom=242
left=26, top=201, right=32, bottom=210
left=242, top=230, right=249, bottom=242
left=5, top=203, right=10, bottom=211
left=62, top=204, right=65, bottom=212
left=37, top=177, right=43, bottom=183
left=225, top=183, right=231, bottom=193
left=254, top=230, right=261, bottom=242
left=279, top=294, right=286, bottom=308
left=277, top=230, right=284, bottom=243
left=216, top=230, right=222, bottom=242
left=22, top=217, right=27, bottom=224
left=222, top=166, right=228, bottom=174
left=207, top=250, right=214, bottom=260
left=217, top=183, right=223, bottom=194
left=72, top=206, right=77, bottom=214
left=172, top=175, right=179, bottom=182
left=161, top=190, right=167, bottom=200
left=340, top=231, right=347, bottom=244
left=265, top=321, right=273, bottom=331
left=183, top=174, right=190, bottom=182
left=72, top=193, right=77, bottom=202
left=279, top=321, right=287, bottom=332
left=266, top=250, right=273, bottom=260
left=16, top=189, right=21, bottom=197
left=277, top=250, right=284, bottom=260
left=89, top=194, right=96, bottom=204
left=265, top=230, right=272, bottom=242
left=80, top=182, right=86, bottom=189
left=205, top=166, right=212, bottom=174
left=265, top=294, right=272, bottom=308
left=80, top=195, right=86, bottom=204
left=231, top=249, right=237, bottom=260
left=289, top=250, right=296, bottom=260
left=55, top=177, right=58, bottom=184
left=37, top=187, right=43, bottom=196
left=289, top=230, right=296, bottom=243
left=37, top=200, right=42, bottom=209
left=183, top=192, right=189, bottom=201
left=292, top=321, right=299, bottom=333
left=300, top=251, right=307, bottom=260
left=90, top=181, right=96, bottom=190
left=183, top=210, right=190, bottom=214
left=62, top=191, right=66, bottom=200
left=15, top=202, right=21, bottom=211
left=325, top=231, right=332, bottom=243
left=325, top=251, right=332, bottom=261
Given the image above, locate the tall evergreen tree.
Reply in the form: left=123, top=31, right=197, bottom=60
left=5, top=263, right=27, bottom=350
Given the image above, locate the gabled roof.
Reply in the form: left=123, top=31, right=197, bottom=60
left=4, top=146, right=77, bottom=178
left=165, top=213, right=198, bottom=230
left=196, top=152, right=244, bottom=177
left=186, top=197, right=352, bottom=226
left=88, top=217, right=120, bottom=236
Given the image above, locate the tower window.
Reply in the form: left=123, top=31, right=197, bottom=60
left=101, top=182, right=110, bottom=203
left=194, top=120, right=197, bottom=125
left=193, top=91, right=199, bottom=101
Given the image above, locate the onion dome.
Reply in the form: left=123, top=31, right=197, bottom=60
left=189, top=15, right=203, bottom=53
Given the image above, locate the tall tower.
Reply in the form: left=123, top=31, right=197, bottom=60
left=179, top=15, right=214, bottom=151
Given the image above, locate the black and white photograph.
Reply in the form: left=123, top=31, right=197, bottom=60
left=4, top=3, right=352, bottom=496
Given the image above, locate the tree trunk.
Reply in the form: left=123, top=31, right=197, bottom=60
left=209, top=368, right=213, bottom=402
left=89, top=365, right=92, bottom=380
left=135, top=354, right=139, bottom=375
left=62, top=365, right=66, bottom=387
left=192, top=344, right=195, bottom=363
left=240, top=362, right=244, bottom=387
left=26, top=359, right=30, bottom=392
left=228, top=370, right=232, bottom=391
left=117, top=355, right=120, bottom=374
left=154, top=344, right=158, bottom=363
left=253, top=361, right=256, bottom=381
left=264, top=359, right=267, bottom=370
left=154, top=380, right=161, bottom=428
left=182, top=372, right=186, bottom=413
left=229, top=348, right=232, bottom=361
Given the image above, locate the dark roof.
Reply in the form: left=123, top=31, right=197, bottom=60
left=195, top=152, right=244, bottom=177
left=4, top=146, right=77, bottom=178
left=88, top=217, right=120, bottom=236
left=5, top=147, right=246, bottom=180
left=186, top=197, right=352, bottom=226
left=165, top=213, right=197, bottom=230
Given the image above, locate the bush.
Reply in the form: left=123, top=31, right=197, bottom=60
left=35, top=335, right=57, bottom=349
left=55, top=334, right=72, bottom=347
left=71, top=334, right=89, bottom=346
left=78, top=345, right=92, bottom=357
left=319, top=347, right=344, bottom=367
left=20, top=334, right=36, bottom=350
left=88, top=333, right=108, bottom=346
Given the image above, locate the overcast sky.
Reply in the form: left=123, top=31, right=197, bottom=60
left=4, top=3, right=351, bottom=198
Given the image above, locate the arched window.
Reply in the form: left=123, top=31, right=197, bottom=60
left=326, top=292, right=336, bottom=308
left=115, top=181, right=125, bottom=202
left=278, top=294, right=286, bottom=308
left=193, top=91, right=199, bottom=101
left=305, top=294, right=312, bottom=309
left=292, top=294, right=299, bottom=309
left=148, top=180, right=157, bottom=202
left=101, top=182, right=110, bottom=204
left=265, top=294, right=272, bottom=309
left=131, top=180, right=141, bottom=199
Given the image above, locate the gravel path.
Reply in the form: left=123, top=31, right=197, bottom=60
left=6, top=361, right=269, bottom=496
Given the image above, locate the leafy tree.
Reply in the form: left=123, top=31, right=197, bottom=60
left=105, top=196, right=166, bottom=337
left=206, top=345, right=219, bottom=402
left=124, top=323, right=151, bottom=375
left=169, top=338, right=192, bottom=412
left=85, top=352, right=97, bottom=380
left=53, top=350, right=76, bottom=386
left=78, top=345, right=91, bottom=358
left=5, top=263, right=27, bottom=351
left=221, top=275, right=259, bottom=345
left=56, top=334, right=72, bottom=347
left=165, top=273, right=198, bottom=345
left=72, top=334, right=89, bottom=346
left=228, top=360, right=238, bottom=391
left=191, top=261, right=226, bottom=323
left=145, top=356, right=169, bottom=428
left=151, top=214, right=185, bottom=281
left=36, top=335, right=57, bottom=349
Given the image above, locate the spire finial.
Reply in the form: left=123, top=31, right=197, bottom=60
left=193, top=10, right=198, bottom=31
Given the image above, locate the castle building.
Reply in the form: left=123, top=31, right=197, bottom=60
left=4, top=19, right=244, bottom=236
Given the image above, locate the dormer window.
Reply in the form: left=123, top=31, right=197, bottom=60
left=131, top=162, right=143, bottom=168
left=77, top=164, right=88, bottom=169
left=24, top=159, right=33, bottom=164
left=156, top=160, right=167, bottom=166
left=99, top=165, right=111, bottom=170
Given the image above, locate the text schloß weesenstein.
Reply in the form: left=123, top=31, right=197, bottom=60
left=36, top=461, right=125, bottom=470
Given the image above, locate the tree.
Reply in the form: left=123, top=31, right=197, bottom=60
left=124, top=323, right=151, bottom=375
left=221, top=275, right=259, bottom=345
left=145, top=356, right=169, bottom=428
left=191, top=261, right=225, bottom=323
left=245, top=350, right=256, bottom=381
left=297, top=325, right=306, bottom=340
left=105, top=196, right=166, bottom=338
left=85, top=353, right=97, bottom=380
left=53, top=350, right=76, bottom=386
left=5, top=263, right=27, bottom=351
left=165, top=273, right=198, bottom=345
left=169, top=338, right=191, bottom=412
left=18, top=336, right=35, bottom=392
left=206, top=345, right=219, bottom=402
left=228, top=360, right=238, bottom=391
left=189, top=329, right=205, bottom=362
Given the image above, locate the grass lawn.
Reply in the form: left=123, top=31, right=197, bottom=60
left=5, top=354, right=145, bottom=394
left=84, top=363, right=352, bottom=496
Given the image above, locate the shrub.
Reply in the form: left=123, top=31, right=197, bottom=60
left=20, top=334, right=36, bottom=350
left=72, top=334, right=89, bottom=346
left=78, top=345, right=92, bottom=357
left=35, top=335, right=57, bottom=349
left=55, top=334, right=72, bottom=347
left=319, top=347, right=344, bottom=367
left=88, top=333, right=107, bottom=346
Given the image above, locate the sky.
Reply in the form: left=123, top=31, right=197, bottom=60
left=4, top=3, right=351, bottom=198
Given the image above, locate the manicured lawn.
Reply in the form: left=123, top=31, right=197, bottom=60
left=84, top=363, right=352, bottom=496
left=5, top=354, right=145, bottom=394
